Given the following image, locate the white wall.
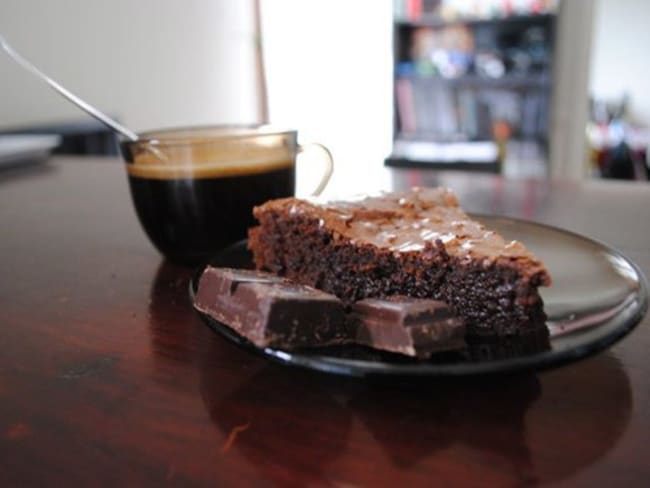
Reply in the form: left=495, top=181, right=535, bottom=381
left=261, top=0, right=394, bottom=196
left=0, top=0, right=260, bottom=133
left=590, top=0, right=650, bottom=125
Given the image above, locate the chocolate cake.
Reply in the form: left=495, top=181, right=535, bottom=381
left=248, top=187, right=551, bottom=346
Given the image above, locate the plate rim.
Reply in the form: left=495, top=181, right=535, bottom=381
left=190, top=215, right=649, bottom=378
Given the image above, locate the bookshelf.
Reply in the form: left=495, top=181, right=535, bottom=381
left=386, top=0, right=559, bottom=174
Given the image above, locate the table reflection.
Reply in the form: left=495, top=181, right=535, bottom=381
left=146, top=257, right=633, bottom=486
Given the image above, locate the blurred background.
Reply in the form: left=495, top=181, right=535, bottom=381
left=1, top=0, right=648, bottom=194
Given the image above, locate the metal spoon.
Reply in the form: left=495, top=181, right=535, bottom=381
left=0, top=34, right=139, bottom=142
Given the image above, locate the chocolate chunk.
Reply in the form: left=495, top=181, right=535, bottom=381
left=194, top=267, right=350, bottom=349
left=350, top=296, right=466, bottom=358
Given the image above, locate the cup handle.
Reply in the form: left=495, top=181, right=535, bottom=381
left=297, top=142, right=334, bottom=196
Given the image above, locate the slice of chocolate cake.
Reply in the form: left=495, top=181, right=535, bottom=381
left=248, top=187, right=551, bottom=346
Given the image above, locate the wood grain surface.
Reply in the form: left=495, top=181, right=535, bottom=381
left=0, top=158, right=648, bottom=487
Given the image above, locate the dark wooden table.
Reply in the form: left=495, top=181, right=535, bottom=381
left=1, top=157, right=649, bottom=487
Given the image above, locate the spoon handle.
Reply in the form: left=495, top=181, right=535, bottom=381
left=0, top=35, right=138, bottom=142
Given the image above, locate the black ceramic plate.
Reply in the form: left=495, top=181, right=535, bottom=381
left=190, top=216, right=648, bottom=377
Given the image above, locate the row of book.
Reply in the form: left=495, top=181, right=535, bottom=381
left=395, top=76, right=549, bottom=140
left=394, top=0, right=559, bottom=23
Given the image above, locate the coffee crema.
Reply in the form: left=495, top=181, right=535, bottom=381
left=126, top=146, right=294, bottom=180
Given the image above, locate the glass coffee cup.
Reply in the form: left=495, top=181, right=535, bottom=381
left=120, top=125, right=333, bottom=265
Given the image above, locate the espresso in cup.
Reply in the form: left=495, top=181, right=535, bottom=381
left=121, top=126, right=332, bottom=265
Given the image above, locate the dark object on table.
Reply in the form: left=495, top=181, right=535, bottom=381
left=350, top=296, right=466, bottom=358
left=0, top=119, right=119, bottom=156
left=193, top=267, right=349, bottom=349
left=249, top=187, right=550, bottom=347
left=600, top=142, right=649, bottom=181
